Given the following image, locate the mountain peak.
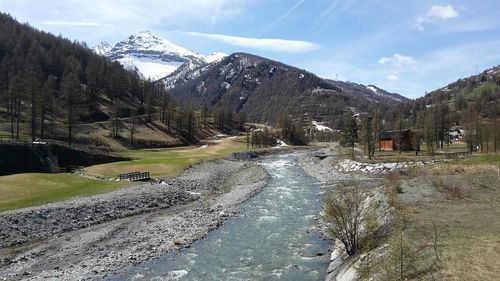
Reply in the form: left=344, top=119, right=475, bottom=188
left=93, top=41, right=112, bottom=55
left=129, top=30, right=161, bottom=42
left=205, top=52, right=228, bottom=63
left=93, top=30, right=226, bottom=80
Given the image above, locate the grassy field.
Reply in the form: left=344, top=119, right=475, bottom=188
left=401, top=160, right=500, bottom=280
left=0, top=173, right=126, bottom=212
left=450, top=153, right=500, bottom=165
left=86, top=136, right=253, bottom=178
left=0, top=136, right=260, bottom=212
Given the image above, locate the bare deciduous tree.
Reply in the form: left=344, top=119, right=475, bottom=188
left=324, top=182, right=364, bottom=256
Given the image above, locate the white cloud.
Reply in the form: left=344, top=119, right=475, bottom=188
left=42, top=21, right=114, bottom=27
left=415, top=5, right=459, bottom=30
left=0, top=0, right=253, bottom=45
left=379, top=53, right=417, bottom=66
left=183, top=32, right=321, bottom=53
left=426, top=5, right=459, bottom=20
left=386, top=73, right=399, bottom=80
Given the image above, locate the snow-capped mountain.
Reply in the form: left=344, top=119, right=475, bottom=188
left=93, top=30, right=227, bottom=80
left=205, top=52, right=228, bottom=64
left=93, top=42, right=112, bottom=55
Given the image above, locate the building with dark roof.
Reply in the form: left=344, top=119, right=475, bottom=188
left=378, top=129, right=413, bottom=151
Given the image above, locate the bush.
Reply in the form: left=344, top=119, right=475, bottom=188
left=431, top=177, right=470, bottom=199
left=324, top=182, right=365, bottom=256
left=385, top=171, right=403, bottom=194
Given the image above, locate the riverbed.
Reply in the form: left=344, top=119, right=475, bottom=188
left=106, top=154, right=330, bottom=281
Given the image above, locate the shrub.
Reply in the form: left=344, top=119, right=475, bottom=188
left=380, top=227, right=442, bottom=281
left=324, top=182, right=365, bottom=256
left=431, top=177, right=470, bottom=199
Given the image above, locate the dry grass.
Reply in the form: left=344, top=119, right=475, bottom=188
left=85, top=136, right=260, bottom=178
left=431, top=177, right=471, bottom=199
left=441, top=235, right=500, bottom=281
left=402, top=168, right=500, bottom=280
left=77, top=119, right=181, bottom=151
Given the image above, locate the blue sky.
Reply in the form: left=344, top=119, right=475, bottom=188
left=1, top=0, right=500, bottom=98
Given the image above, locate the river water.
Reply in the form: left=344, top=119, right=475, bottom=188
left=108, top=154, right=330, bottom=280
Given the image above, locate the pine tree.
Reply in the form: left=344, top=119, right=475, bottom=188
left=61, top=56, right=83, bottom=143
left=39, top=75, right=56, bottom=137
left=343, top=114, right=358, bottom=159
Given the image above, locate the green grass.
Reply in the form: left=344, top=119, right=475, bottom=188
left=86, top=136, right=258, bottom=178
left=0, top=136, right=271, bottom=212
left=0, top=173, right=126, bottom=212
left=0, top=136, right=258, bottom=212
left=450, top=154, right=500, bottom=165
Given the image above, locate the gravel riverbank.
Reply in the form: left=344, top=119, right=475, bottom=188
left=0, top=159, right=268, bottom=280
left=297, top=149, right=392, bottom=281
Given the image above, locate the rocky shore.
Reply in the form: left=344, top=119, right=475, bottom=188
left=0, top=159, right=269, bottom=280
left=298, top=149, right=393, bottom=281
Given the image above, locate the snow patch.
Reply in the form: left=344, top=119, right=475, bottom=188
left=116, top=57, right=183, bottom=79
left=312, top=121, right=333, bottom=132
left=366, top=85, right=378, bottom=94
left=275, top=139, right=288, bottom=147
left=205, top=52, right=228, bottom=63
left=93, top=42, right=112, bottom=55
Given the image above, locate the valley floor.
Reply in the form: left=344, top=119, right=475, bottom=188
left=0, top=159, right=268, bottom=280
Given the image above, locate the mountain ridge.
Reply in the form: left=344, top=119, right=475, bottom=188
left=163, top=52, right=410, bottom=126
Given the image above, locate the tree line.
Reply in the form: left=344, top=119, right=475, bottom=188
left=338, top=93, right=498, bottom=158
left=0, top=13, right=144, bottom=142
left=0, top=13, right=244, bottom=145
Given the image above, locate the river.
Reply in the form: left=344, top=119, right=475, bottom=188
left=106, top=154, right=330, bottom=280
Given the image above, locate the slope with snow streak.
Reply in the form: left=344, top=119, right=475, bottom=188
left=366, top=85, right=406, bottom=102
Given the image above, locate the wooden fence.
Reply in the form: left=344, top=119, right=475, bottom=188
left=119, top=171, right=151, bottom=181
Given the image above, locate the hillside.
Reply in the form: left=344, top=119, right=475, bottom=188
left=418, top=65, right=500, bottom=119
left=0, top=13, right=233, bottom=149
left=163, top=53, right=409, bottom=127
left=387, top=65, right=500, bottom=153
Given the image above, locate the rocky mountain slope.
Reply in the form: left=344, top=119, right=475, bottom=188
left=163, top=53, right=409, bottom=125
left=93, top=31, right=226, bottom=79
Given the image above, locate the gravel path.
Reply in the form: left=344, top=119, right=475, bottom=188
left=0, top=159, right=269, bottom=281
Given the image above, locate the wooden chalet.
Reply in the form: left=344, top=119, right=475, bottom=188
left=378, top=129, right=413, bottom=151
